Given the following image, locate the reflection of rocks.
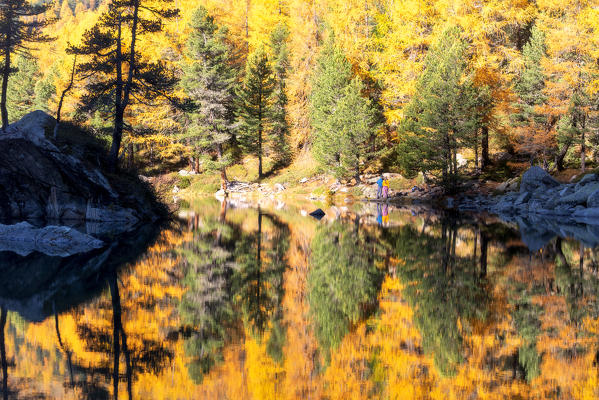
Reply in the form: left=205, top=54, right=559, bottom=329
left=447, top=167, right=599, bottom=249
left=497, top=214, right=599, bottom=250
left=0, top=223, right=159, bottom=322
left=0, top=222, right=104, bottom=257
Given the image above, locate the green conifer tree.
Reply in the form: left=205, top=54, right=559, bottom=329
left=512, top=25, right=552, bottom=166
left=397, top=27, right=483, bottom=187
left=6, top=56, right=41, bottom=121
left=310, top=37, right=377, bottom=181
left=268, top=22, right=291, bottom=169
left=310, top=37, right=352, bottom=174
left=237, top=46, right=275, bottom=180
left=181, top=6, right=237, bottom=187
left=0, top=0, right=52, bottom=130
left=68, top=0, right=179, bottom=170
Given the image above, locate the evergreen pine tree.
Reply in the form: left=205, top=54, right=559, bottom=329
left=268, top=22, right=291, bottom=168
left=310, top=36, right=377, bottom=180
left=237, top=46, right=275, bottom=180
left=181, top=6, right=237, bottom=187
left=6, top=56, right=41, bottom=121
left=310, top=37, right=352, bottom=174
left=397, top=27, right=484, bottom=187
left=68, top=0, right=179, bottom=170
left=512, top=25, right=552, bottom=166
left=0, top=0, right=52, bottom=130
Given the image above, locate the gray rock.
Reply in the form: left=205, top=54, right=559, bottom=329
left=558, top=182, right=599, bottom=206
left=507, top=179, right=519, bottom=192
left=515, top=192, right=531, bottom=205
left=520, top=166, right=560, bottom=193
left=299, top=177, right=308, bottom=183
left=559, top=186, right=574, bottom=197
left=573, top=207, right=599, bottom=219
left=588, top=189, right=599, bottom=208
left=575, top=173, right=599, bottom=190
left=0, top=221, right=104, bottom=257
left=496, top=181, right=509, bottom=193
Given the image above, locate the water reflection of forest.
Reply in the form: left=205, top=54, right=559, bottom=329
left=2, top=202, right=599, bottom=399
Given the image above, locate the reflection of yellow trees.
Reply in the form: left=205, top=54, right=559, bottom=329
left=2, top=228, right=200, bottom=399
left=5, top=207, right=599, bottom=399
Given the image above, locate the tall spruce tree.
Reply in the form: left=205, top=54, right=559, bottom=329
left=237, top=46, right=275, bottom=180
left=310, top=37, right=377, bottom=180
left=397, top=27, right=483, bottom=187
left=0, top=0, right=52, bottom=130
left=268, top=22, right=291, bottom=168
left=512, top=25, right=552, bottom=166
left=69, top=0, right=179, bottom=170
left=6, top=56, right=42, bottom=121
left=181, top=6, right=237, bottom=188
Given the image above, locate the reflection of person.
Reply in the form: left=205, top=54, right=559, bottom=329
left=376, top=203, right=383, bottom=226
left=376, top=174, right=383, bottom=199
left=382, top=203, right=389, bottom=226
left=382, top=176, right=389, bottom=199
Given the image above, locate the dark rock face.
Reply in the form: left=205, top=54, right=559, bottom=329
left=519, top=166, right=560, bottom=193
left=0, top=111, right=154, bottom=228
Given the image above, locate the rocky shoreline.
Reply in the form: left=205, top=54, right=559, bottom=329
left=455, top=167, right=599, bottom=222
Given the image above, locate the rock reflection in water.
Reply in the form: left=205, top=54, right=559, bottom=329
left=1, top=201, right=599, bottom=399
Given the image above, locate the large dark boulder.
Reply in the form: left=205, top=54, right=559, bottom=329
left=519, top=166, right=560, bottom=193
left=0, top=111, right=158, bottom=229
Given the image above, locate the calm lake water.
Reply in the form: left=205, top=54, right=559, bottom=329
left=1, top=198, right=599, bottom=399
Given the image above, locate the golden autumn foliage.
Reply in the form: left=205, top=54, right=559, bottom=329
left=17, top=0, right=595, bottom=174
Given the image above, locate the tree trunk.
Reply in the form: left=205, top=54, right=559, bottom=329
left=581, top=117, right=586, bottom=173
left=127, top=142, right=134, bottom=169
left=554, top=141, right=571, bottom=172
left=0, top=307, right=6, bottom=400
left=474, top=127, right=479, bottom=171
left=109, top=274, right=133, bottom=400
left=110, top=0, right=139, bottom=172
left=1, top=50, right=10, bottom=131
left=481, top=125, right=489, bottom=169
left=258, top=125, right=263, bottom=179
left=109, top=107, right=124, bottom=171
left=54, top=56, right=77, bottom=139
left=109, top=19, right=124, bottom=172
left=217, top=143, right=228, bottom=190
left=480, top=230, right=488, bottom=278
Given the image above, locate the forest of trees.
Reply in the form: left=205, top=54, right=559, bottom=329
left=0, top=0, right=598, bottom=184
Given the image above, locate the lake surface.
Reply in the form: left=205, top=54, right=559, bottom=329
left=1, top=199, right=599, bottom=399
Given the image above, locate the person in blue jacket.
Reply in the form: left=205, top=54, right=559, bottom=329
left=376, top=174, right=384, bottom=199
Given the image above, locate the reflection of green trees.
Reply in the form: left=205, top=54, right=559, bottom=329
left=232, top=211, right=289, bottom=357
left=178, top=215, right=240, bottom=383
left=308, top=219, right=385, bottom=360
left=511, top=290, right=542, bottom=382
left=392, top=221, right=489, bottom=377
left=178, top=207, right=290, bottom=383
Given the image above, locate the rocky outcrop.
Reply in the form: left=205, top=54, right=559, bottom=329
left=486, top=167, right=599, bottom=224
left=0, top=111, right=158, bottom=229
